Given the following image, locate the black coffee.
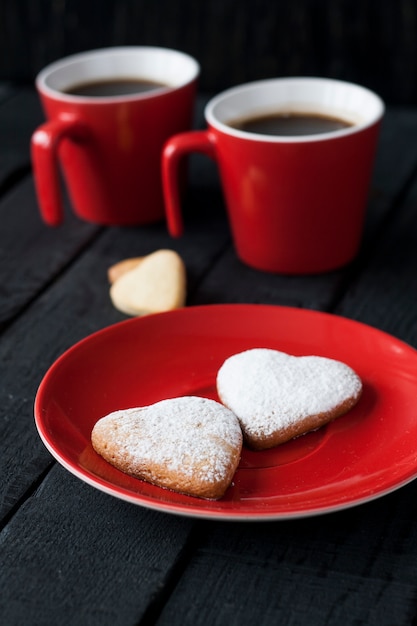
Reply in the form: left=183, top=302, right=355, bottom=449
left=63, top=78, right=168, bottom=97
left=228, top=111, right=353, bottom=136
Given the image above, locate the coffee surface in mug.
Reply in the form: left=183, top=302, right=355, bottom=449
left=228, top=111, right=354, bottom=136
left=63, top=78, right=168, bottom=97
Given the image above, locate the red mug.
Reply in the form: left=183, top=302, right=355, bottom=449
left=32, top=46, right=199, bottom=226
left=162, top=77, right=384, bottom=274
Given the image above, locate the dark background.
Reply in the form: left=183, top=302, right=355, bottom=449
left=1, top=0, right=416, bottom=106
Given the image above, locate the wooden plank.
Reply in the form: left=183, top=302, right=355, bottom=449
left=360, top=107, right=417, bottom=247
left=2, top=1, right=417, bottom=106
left=0, top=177, right=99, bottom=327
left=0, top=466, right=195, bottom=626
left=0, top=82, right=13, bottom=101
left=0, top=88, right=44, bottom=187
left=336, top=170, right=417, bottom=347
left=156, top=485, right=417, bottom=626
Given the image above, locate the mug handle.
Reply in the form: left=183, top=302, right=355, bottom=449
left=31, top=116, right=88, bottom=226
left=162, top=130, right=217, bottom=236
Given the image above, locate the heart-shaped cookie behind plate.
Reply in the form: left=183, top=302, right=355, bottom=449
left=216, top=348, right=362, bottom=450
left=91, top=396, right=242, bottom=499
left=109, top=249, right=186, bottom=316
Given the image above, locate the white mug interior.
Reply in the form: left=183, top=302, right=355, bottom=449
left=36, top=46, right=200, bottom=102
left=206, top=77, right=385, bottom=142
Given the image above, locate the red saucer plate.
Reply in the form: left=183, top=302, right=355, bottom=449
left=34, top=304, right=417, bottom=520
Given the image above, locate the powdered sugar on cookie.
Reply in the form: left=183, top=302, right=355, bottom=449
left=91, top=396, right=242, bottom=499
left=216, top=348, right=362, bottom=449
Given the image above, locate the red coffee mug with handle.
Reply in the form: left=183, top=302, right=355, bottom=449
left=162, top=77, right=384, bottom=274
left=32, top=47, right=199, bottom=226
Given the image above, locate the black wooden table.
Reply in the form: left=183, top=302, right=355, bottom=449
left=2, top=85, right=417, bottom=626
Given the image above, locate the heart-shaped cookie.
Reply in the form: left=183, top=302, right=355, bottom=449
left=109, top=249, right=186, bottom=316
left=216, top=348, right=362, bottom=450
left=91, top=396, right=242, bottom=499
